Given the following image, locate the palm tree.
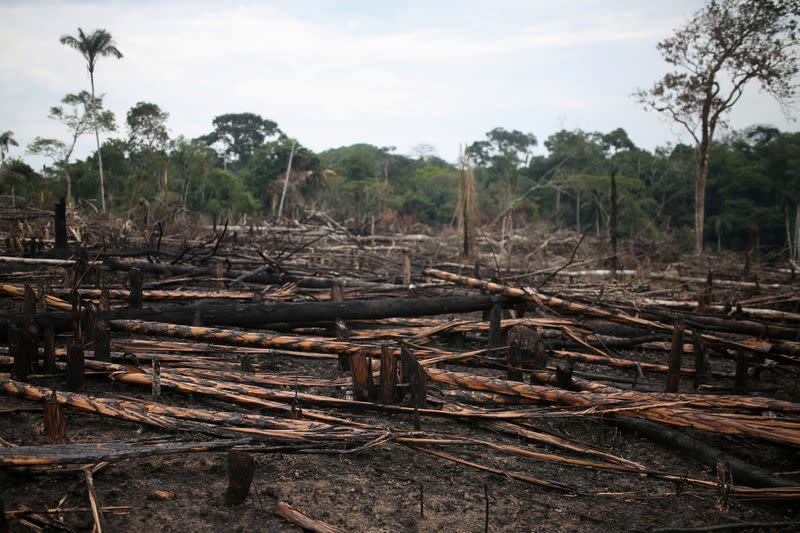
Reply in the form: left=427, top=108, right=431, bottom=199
left=60, top=28, right=123, bottom=212
left=0, top=130, right=19, bottom=165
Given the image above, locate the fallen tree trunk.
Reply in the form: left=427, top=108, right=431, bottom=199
left=0, top=294, right=513, bottom=340
left=425, top=368, right=800, bottom=446
left=607, top=415, right=795, bottom=489
left=0, top=439, right=250, bottom=466
left=422, top=268, right=800, bottom=363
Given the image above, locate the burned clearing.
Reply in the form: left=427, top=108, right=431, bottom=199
left=1, top=205, right=800, bottom=532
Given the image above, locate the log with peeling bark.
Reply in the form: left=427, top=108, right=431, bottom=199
left=422, top=268, right=800, bottom=362
left=275, top=501, right=347, bottom=533
left=424, top=368, right=800, bottom=445
left=0, top=379, right=384, bottom=445
left=0, top=439, right=253, bottom=466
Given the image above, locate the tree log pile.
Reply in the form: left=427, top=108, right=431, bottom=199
left=2, top=209, right=800, bottom=530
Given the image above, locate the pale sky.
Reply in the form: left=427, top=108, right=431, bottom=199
left=1, top=0, right=797, bottom=169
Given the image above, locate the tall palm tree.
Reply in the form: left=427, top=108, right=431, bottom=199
left=60, top=28, right=123, bottom=212
left=0, top=130, right=18, bottom=165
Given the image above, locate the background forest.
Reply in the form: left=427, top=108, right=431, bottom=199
left=2, top=114, right=799, bottom=255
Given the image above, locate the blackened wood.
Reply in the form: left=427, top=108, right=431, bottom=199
left=735, top=350, right=748, bottom=394
left=665, top=320, right=685, bottom=393
left=22, top=283, right=35, bottom=315
left=128, top=268, right=143, bottom=308
left=152, top=359, right=161, bottom=400
left=94, top=320, right=111, bottom=362
left=508, top=325, right=546, bottom=371
left=692, top=330, right=709, bottom=390
left=350, top=351, right=376, bottom=401
left=36, top=285, right=47, bottom=313
left=240, top=353, right=254, bottom=374
left=555, top=361, right=575, bottom=390
left=336, top=319, right=351, bottom=371
left=65, top=341, right=85, bottom=392
left=447, top=331, right=465, bottom=350
left=100, top=287, right=110, bottom=311
left=0, top=294, right=514, bottom=342
left=0, top=496, right=8, bottom=533
left=400, top=347, right=427, bottom=409
left=43, top=326, right=56, bottom=374
left=608, top=414, right=793, bottom=489
left=223, top=451, right=255, bottom=505
left=10, top=324, right=34, bottom=381
left=379, top=344, right=398, bottom=404
left=81, top=301, right=96, bottom=347
left=487, top=304, right=503, bottom=348
left=506, top=340, right=523, bottom=382
left=0, top=438, right=250, bottom=467
left=54, top=198, right=67, bottom=250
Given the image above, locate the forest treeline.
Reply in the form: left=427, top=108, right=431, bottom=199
left=1, top=111, right=798, bottom=254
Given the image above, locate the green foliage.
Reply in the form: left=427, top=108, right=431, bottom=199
left=0, top=130, right=19, bottom=164
left=198, top=113, right=280, bottom=166
left=127, top=102, right=169, bottom=152
left=60, top=28, right=123, bottom=75
left=0, top=158, right=43, bottom=202
left=393, top=166, right=458, bottom=225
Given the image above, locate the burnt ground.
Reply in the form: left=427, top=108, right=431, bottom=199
left=3, top=339, right=800, bottom=533
left=2, top=211, right=800, bottom=532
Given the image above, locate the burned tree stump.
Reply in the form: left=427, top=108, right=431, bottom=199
left=350, top=351, right=376, bottom=401
left=335, top=319, right=351, bottom=371
left=128, top=267, right=143, bottom=309
left=447, top=331, right=466, bottom=350
left=23, top=283, right=36, bottom=315
left=43, top=326, right=57, bottom=374
left=65, top=341, right=85, bottom=392
left=692, top=330, right=710, bottom=390
left=379, top=344, right=398, bottom=404
left=487, top=304, right=503, bottom=348
left=80, top=301, right=96, bottom=348
left=556, top=361, right=575, bottom=390
left=735, top=350, right=748, bottom=394
left=54, top=198, right=67, bottom=250
left=507, top=325, right=546, bottom=383
left=10, top=323, right=36, bottom=382
left=665, top=320, right=686, bottom=393
left=223, top=451, right=255, bottom=505
left=506, top=339, right=523, bottom=382
left=94, top=321, right=111, bottom=362
left=44, top=389, right=66, bottom=443
left=400, top=347, right=427, bottom=409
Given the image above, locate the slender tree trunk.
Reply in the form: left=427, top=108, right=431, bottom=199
left=64, top=170, right=72, bottom=204
left=694, top=143, right=709, bottom=255
left=575, top=189, right=581, bottom=231
left=555, top=190, right=561, bottom=228
left=89, top=72, right=107, bottom=212
left=795, top=203, right=800, bottom=261
left=786, top=207, right=793, bottom=260
left=277, top=142, right=296, bottom=220
left=610, top=172, right=618, bottom=278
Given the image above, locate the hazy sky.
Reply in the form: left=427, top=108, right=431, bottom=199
left=1, top=0, right=797, bottom=168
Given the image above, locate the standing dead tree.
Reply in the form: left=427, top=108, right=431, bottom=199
left=456, top=148, right=477, bottom=260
